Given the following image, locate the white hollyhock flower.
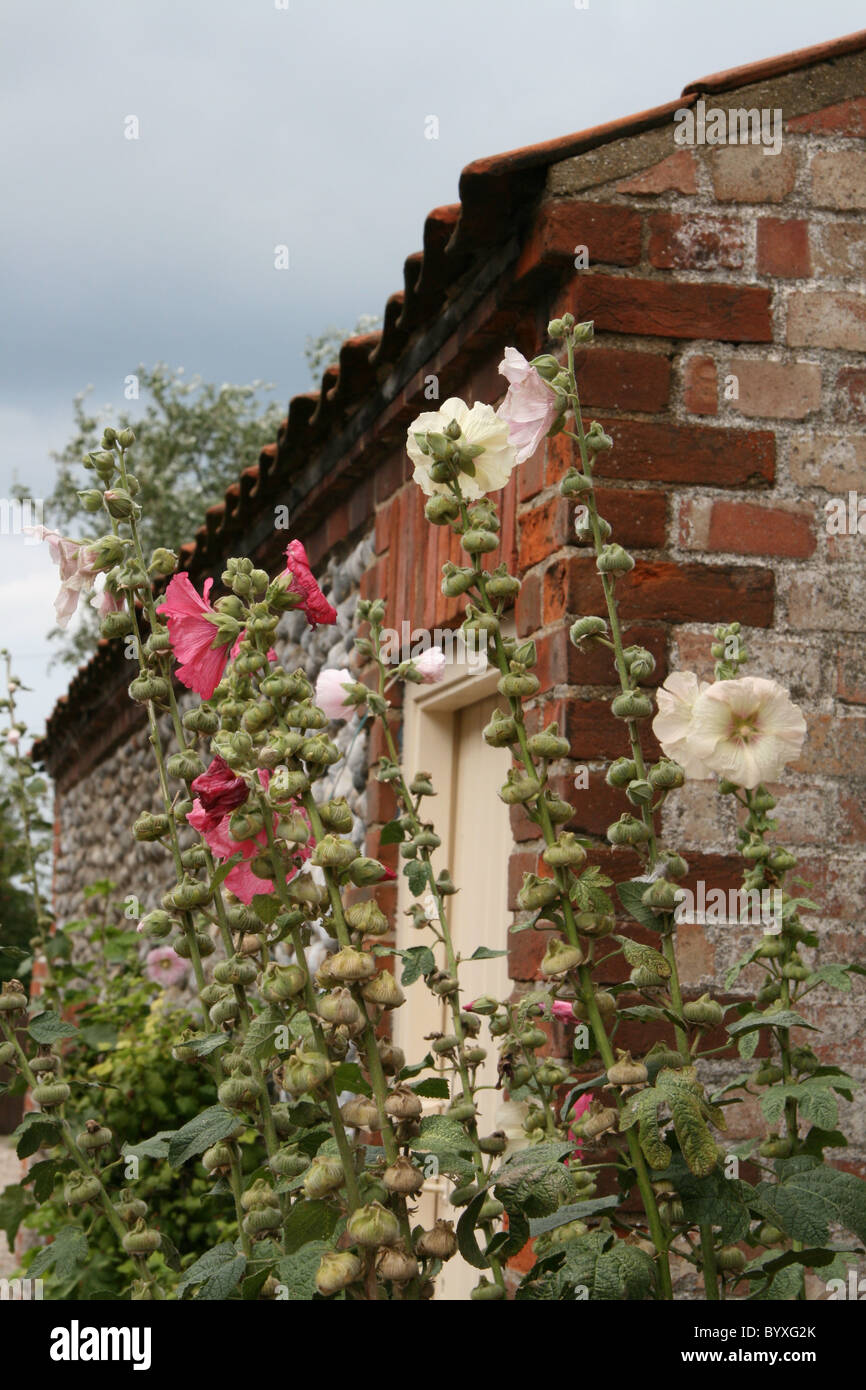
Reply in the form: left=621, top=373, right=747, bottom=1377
left=690, top=676, right=807, bottom=790
left=406, top=397, right=518, bottom=500
left=652, top=671, right=713, bottom=779
left=414, top=646, right=446, bottom=683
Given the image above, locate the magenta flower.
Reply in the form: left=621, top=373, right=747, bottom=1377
left=496, top=347, right=559, bottom=464
left=551, top=999, right=574, bottom=1022
left=568, top=1091, right=594, bottom=1161
left=145, top=946, right=187, bottom=987
left=190, top=756, right=250, bottom=831
left=157, top=573, right=233, bottom=699
left=188, top=770, right=312, bottom=905
left=284, top=541, right=337, bottom=628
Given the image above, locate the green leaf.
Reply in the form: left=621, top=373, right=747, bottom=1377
left=282, top=1201, right=341, bottom=1256
left=456, top=1190, right=490, bottom=1270
left=180, top=1032, right=230, bottom=1059
left=407, top=1115, right=475, bottom=1163
left=804, top=964, right=852, bottom=993
left=122, top=1131, right=175, bottom=1162
left=28, top=1010, right=79, bottom=1044
left=399, top=945, right=435, bottom=985
left=492, top=1142, right=575, bottom=1218
left=404, top=861, right=428, bottom=898
left=528, top=1195, right=619, bottom=1237
left=277, top=1240, right=330, bottom=1299
left=79, top=1022, right=119, bottom=1051
left=241, top=1006, right=283, bottom=1062
left=728, top=1009, right=816, bottom=1036
left=411, top=1077, right=450, bottom=1100
left=757, top=1163, right=866, bottom=1247
left=614, top=936, right=670, bottom=978
left=331, top=1062, right=372, bottom=1097
left=761, top=1081, right=839, bottom=1131
left=177, top=1242, right=246, bottom=1299
left=0, top=1184, right=34, bottom=1251
left=12, top=1112, right=61, bottom=1159
left=168, top=1106, right=239, bottom=1168
left=559, top=1229, right=656, bottom=1300
left=616, top=879, right=662, bottom=932
left=29, top=1224, right=88, bottom=1281
left=379, top=820, right=404, bottom=846
left=468, top=946, right=507, bottom=961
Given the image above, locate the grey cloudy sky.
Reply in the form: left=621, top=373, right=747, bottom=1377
left=2, top=0, right=863, bottom=738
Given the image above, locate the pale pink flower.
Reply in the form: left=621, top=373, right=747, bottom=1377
left=89, top=571, right=126, bottom=619
left=690, top=677, right=807, bottom=790
left=652, top=671, right=714, bottom=780
left=315, top=667, right=354, bottom=720
left=144, top=946, right=187, bottom=987
left=414, top=646, right=446, bottom=683
left=6, top=729, right=21, bottom=745
left=406, top=398, right=519, bottom=500
left=157, top=573, right=232, bottom=699
left=496, top=347, right=559, bottom=463
left=551, top=999, right=574, bottom=1022
left=27, top=525, right=100, bottom=629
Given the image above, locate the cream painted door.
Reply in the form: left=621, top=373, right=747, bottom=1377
left=394, top=680, right=513, bottom=1300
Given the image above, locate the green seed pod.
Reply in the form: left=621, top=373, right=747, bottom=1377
left=611, top=691, right=654, bottom=719
left=471, top=1278, right=506, bottom=1301
left=606, top=757, right=638, bottom=788
left=626, top=778, right=654, bottom=806
left=114, top=1192, right=148, bottom=1224
left=269, top=1146, right=310, bottom=1178
left=482, top=709, right=519, bottom=747
left=416, top=1219, right=458, bottom=1261
left=165, top=750, right=205, bottom=782
left=213, top=954, right=258, bottom=987
left=759, top=1135, right=793, bottom=1158
left=479, top=1196, right=504, bottom=1221
left=544, top=795, right=576, bottom=824
left=240, top=1178, right=279, bottom=1213
left=64, top=1174, right=103, bottom=1206
left=122, top=1220, right=162, bottom=1255
left=383, top=1156, right=424, bottom=1196
left=781, top=959, right=810, bottom=980
left=630, top=965, right=668, bottom=989
left=318, top=988, right=364, bottom=1028
left=202, top=1142, right=234, bottom=1174
left=244, top=1206, right=282, bottom=1237
left=541, top=937, right=584, bottom=976
left=742, top=836, right=771, bottom=862
left=517, top=873, right=561, bottom=912
left=173, top=928, right=215, bottom=960
left=340, top=1096, right=380, bottom=1129
left=329, top=946, right=376, bottom=982
left=183, top=706, right=220, bottom=735
left=498, top=671, right=540, bottom=698
left=648, top=759, right=685, bottom=790
left=572, top=990, right=617, bottom=1022
left=607, top=814, right=651, bottom=847
left=217, top=1075, right=262, bottom=1109
left=432, top=1034, right=459, bottom=1056
left=77, top=1120, right=112, bottom=1152
left=282, top=1050, right=335, bottom=1096
left=303, top=1156, right=345, bottom=1199
left=596, top=543, right=635, bottom=574
left=377, top=1040, right=405, bottom=1075
left=560, top=466, right=593, bottom=496
left=580, top=1103, right=618, bottom=1140
left=316, top=1250, right=362, bottom=1296
left=429, top=973, right=459, bottom=996
left=345, top=900, right=389, bottom=936
left=683, top=994, right=724, bottom=1027
left=536, top=1061, right=568, bottom=1087
left=460, top=1045, right=487, bottom=1065
left=641, top=879, right=681, bottom=913
left=347, top=857, right=390, bottom=887
left=791, top=1046, right=819, bottom=1074
left=0, top=1042, right=16, bottom=1067
left=757, top=1223, right=784, bottom=1245
left=658, top=850, right=689, bottom=880
left=485, top=570, right=521, bottom=599
left=607, top=1051, right=648, bottom=1087
left=569, top=616, right=608, bottom=644
left=449, top=1182, right=478, bottom=1208
left=768, top=848, right=797, bottom=872
left=461, top=528, right=500, bottom=554
left=752, top=1063, right=784, bottom=1085
left=477, top=1131, right=507, bottom=1156
left=346, top=1201, right=401, bottom=1249
left=32, top=1081, right=70, bottom=1108
left=526, top=724, right=570, bottom=760
left=717, top=1246, right=746, bottom=1274
left=311, top=835, right=359, bottom=870
left=260, top=962, right=307, bottom=1003
left=137, top=910, right=176, bottom=940
left=573, top=910, right=615, bottom=938
left=361, top=970, right=405, bottom=1010
left=498, top=772, right=542, bottom=805
left=377, top=1243, right=419, bottom=1284
left=163, top=877, right=212, bottom=911
left=0, top=981, right=28, bottom=1013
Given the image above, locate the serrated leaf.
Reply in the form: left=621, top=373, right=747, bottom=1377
left=29, top=1224, right=88, bottom=1281
left=411, top=1077, right=450, bottom=1100
left=13, top=1112, right=60, bottom=1159
left=28, top=1010, right=79, bottom=1044
left=616, top=879, right=662, bottom=932
left=241, top=1006, right=283, bottom=1062
left=757, top=1164, right=866, bottom=1247
left=614, top=936, right=670, bottom=978
left=404, top=861, right=428, bottom=897
left=182, top=1033, right=230, bottom=1059
left=26, top=1157, right=66, bottom=1203
left=727, top=1009, right=816, bottom=1036
left=668, top=1089, right=718, bottom=1177
left=528, top=1195, right=619, bottom=1237
left=277, top=1240, right=330, bottom=1299
left=398, top=945, right=435, bottom=985
left=331, top=1062, right=372, bottom=1097
left=379, top=820, right=404, bottom=846
left=177, top=1242, right=246, bottom=1299
left=761, top=1082, right=839, bottom=1131
left=122, top=1131, right=175, bottom=1162
left=282, top=1200, right=341, bottom=1255
left=0, top=1184, right=34, bottom=1251
left=804, top=964, right=852, bottom=993
left=468, top=946, right=506, bottom=960
left=168, top=1106, right=239, bottom=1168
left=559, top=1229, right=656, bottom=1300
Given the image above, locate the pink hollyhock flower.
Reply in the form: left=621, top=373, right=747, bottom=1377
left=230, top=630, right=277, bottom=663
left=414, top=646, right=446, bottom=683
left=157, top=573, right=233, bottom=699
left=145, top=946, right=187, bottom=987
left=285, top=540, right=337, bottom=627
left=496, top=347, right=559, bottom=464
left=315, top=667, right=354, bottom=720
left=568, top=1090, right=594, bottom=1160
left=551, top=999, right=574, bottom=1022
left=190, top=756, right=250, bottom=831
left=188, top=770, right=312, bottom=905
left=27, top=525, right=100, bottom=629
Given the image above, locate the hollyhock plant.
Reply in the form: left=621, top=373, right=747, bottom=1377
left=284, top=540, right=337, bottom=627
left=689, top=676, right=807, bottom=790
left=406, top=397, right=518, bottom=500
left=144, top=945, right=187, bottom=987
left=157, top=573, right=234, bottom=699
left=496, top=347, right=559, bottom=463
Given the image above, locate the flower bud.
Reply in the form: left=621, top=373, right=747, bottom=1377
left=217, top=1075, right=262, bottom=1109
left=641, top=879, right=681, bottom=913
left=244, top=1206, right=282, bottom=1238
left=560, top=467, right=593, bottom=496
left=384, top=1085, right=422, bottom=1120
left=318, top=988, right=363, bottom=1028
left=328, top=946, right=376, bottom=983
left=630, top=965, right=668, bottom=989
left=101, top=611, right=134, bottom=639
left=383, top=1156, right=424, bottom=1195
left=541, top=937, right=583, bottom=976
left=471, top=1278, right=506, bottom=1301
left=425, top=494, right=461, bottom=525
left=269, top=1146, right=310, bottom=1178
left=128, top=675, right=170, bottom=704
left=597, top=543, right=634, bottom=574
left=0, top=980, right=28, bottom=1014
left=648, top=759, right=685, bottom=790
left=526, top=723, right=569, bottom=759
left=213, top=954, right=258, bottom=987
left=345, top=900, right=389, bottom=936
left=316, top=1251, right=362, bottom=1296
left=683, top=993, right=724, bottom=1027
left=498, top=771, right=541, bottom=805
left=441, top=563, right=477, bottom=597
left=625, top=778, right=654, bottom=806
left=361, top=970, right=405, bottom=1010
left=416, top=1219, right=458, bottom=1261
left=569, top=615, right=607, bottom=644
left=542, top=834, right=587, bottom=869
left=497, top=670, right=540, bottom=699
left=607, top=814, right=651, bottom=846
left=281, top=1050, right=335, bottom=1096
left=122, top=1219, right=161, bottom=1255
left=485, top=568, right=521, bottom=599
left=260, top=962, right=306, bottom=1003
left=317, top=796, right=354, bottom=833
left=104, top=489, right=136, bottom=519
left=115, top=1191, right=149, bottom=1223
left=303, top=1156, right=345, bottom=1199
left=77, top=1119, right=112, bottom=1152
left=611, top=691, right=654, bottom=719
left=347, top=857, right=390, bottom=886
left=607, top=1050, right=648, bottom=1087
left=716, top=1246, right=746, bottom=1274
left=517, top=873, right=560, bottom=911
left=133, top=811, right=171, bottom=842
left=175, top=928, right=215, bottom=960
left=482, top=709, right=518, bottom=747
left=579, top=1101, right=618, bottom=1140
left=311, top=835, right=359, bottom=870
left=32, top=1081, right=70, bottom=1107
left=377, top=1243, right=419, bottom=1284
left=64, top=1173, right=103, bottom=1206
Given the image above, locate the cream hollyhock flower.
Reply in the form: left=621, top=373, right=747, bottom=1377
left=406, top=398, right=518, bottom=500
left=652, top=671, right=714, bottom=779
left=690, top=677, right=806, bottom=790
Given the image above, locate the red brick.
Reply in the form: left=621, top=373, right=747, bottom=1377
left=573, top=348, right=671, bottom=413
left=679, top=498, right=816, bottom=558
left=708, top=147, right=797, bottom=204
left=554, top=556, right=775, bottom=626
left=365, top=777, right=397, bottom=825
left=517, top=447, right=545, bottom=502
left=561, top=699, right=662, bottom=761
left=348, top=476, right=374, bottom=536
left=374, top=451, right=405, bottom=505
left=565, top=276, right=772, bottom=342
left=533, top=623, right=666, bottom=697
left=547, top=421, right=775, bottom=489
left=648, top=213, right=746, bottom=270
left=515, top=200, right=642, bottom=276
left=756, top=218, right=811, bottom=278
left=515, top=567, right=541, bottom=633
left=374, top=499, right=394, bottom=555
left=787, top=291, right=866, bottom=350
left=508, top=922, right=553, bottom=982
left=786, top=97, right=866, bottom=137
left=810, top=151, right=866, bottom=210
left=683, top=356, right=718, bottom=415
left=835, top=367, right=866, bottom=424
left=359, top=556, right=386, bottom=600
left=519, top=496, right=570, bottom=568
left=616, top=150, right=697, bottom=195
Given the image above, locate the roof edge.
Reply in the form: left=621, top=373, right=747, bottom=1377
left=682, top=27, right=866, bottom=96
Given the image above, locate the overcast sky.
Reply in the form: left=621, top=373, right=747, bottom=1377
left=2, top=0, right=863, bottom=740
